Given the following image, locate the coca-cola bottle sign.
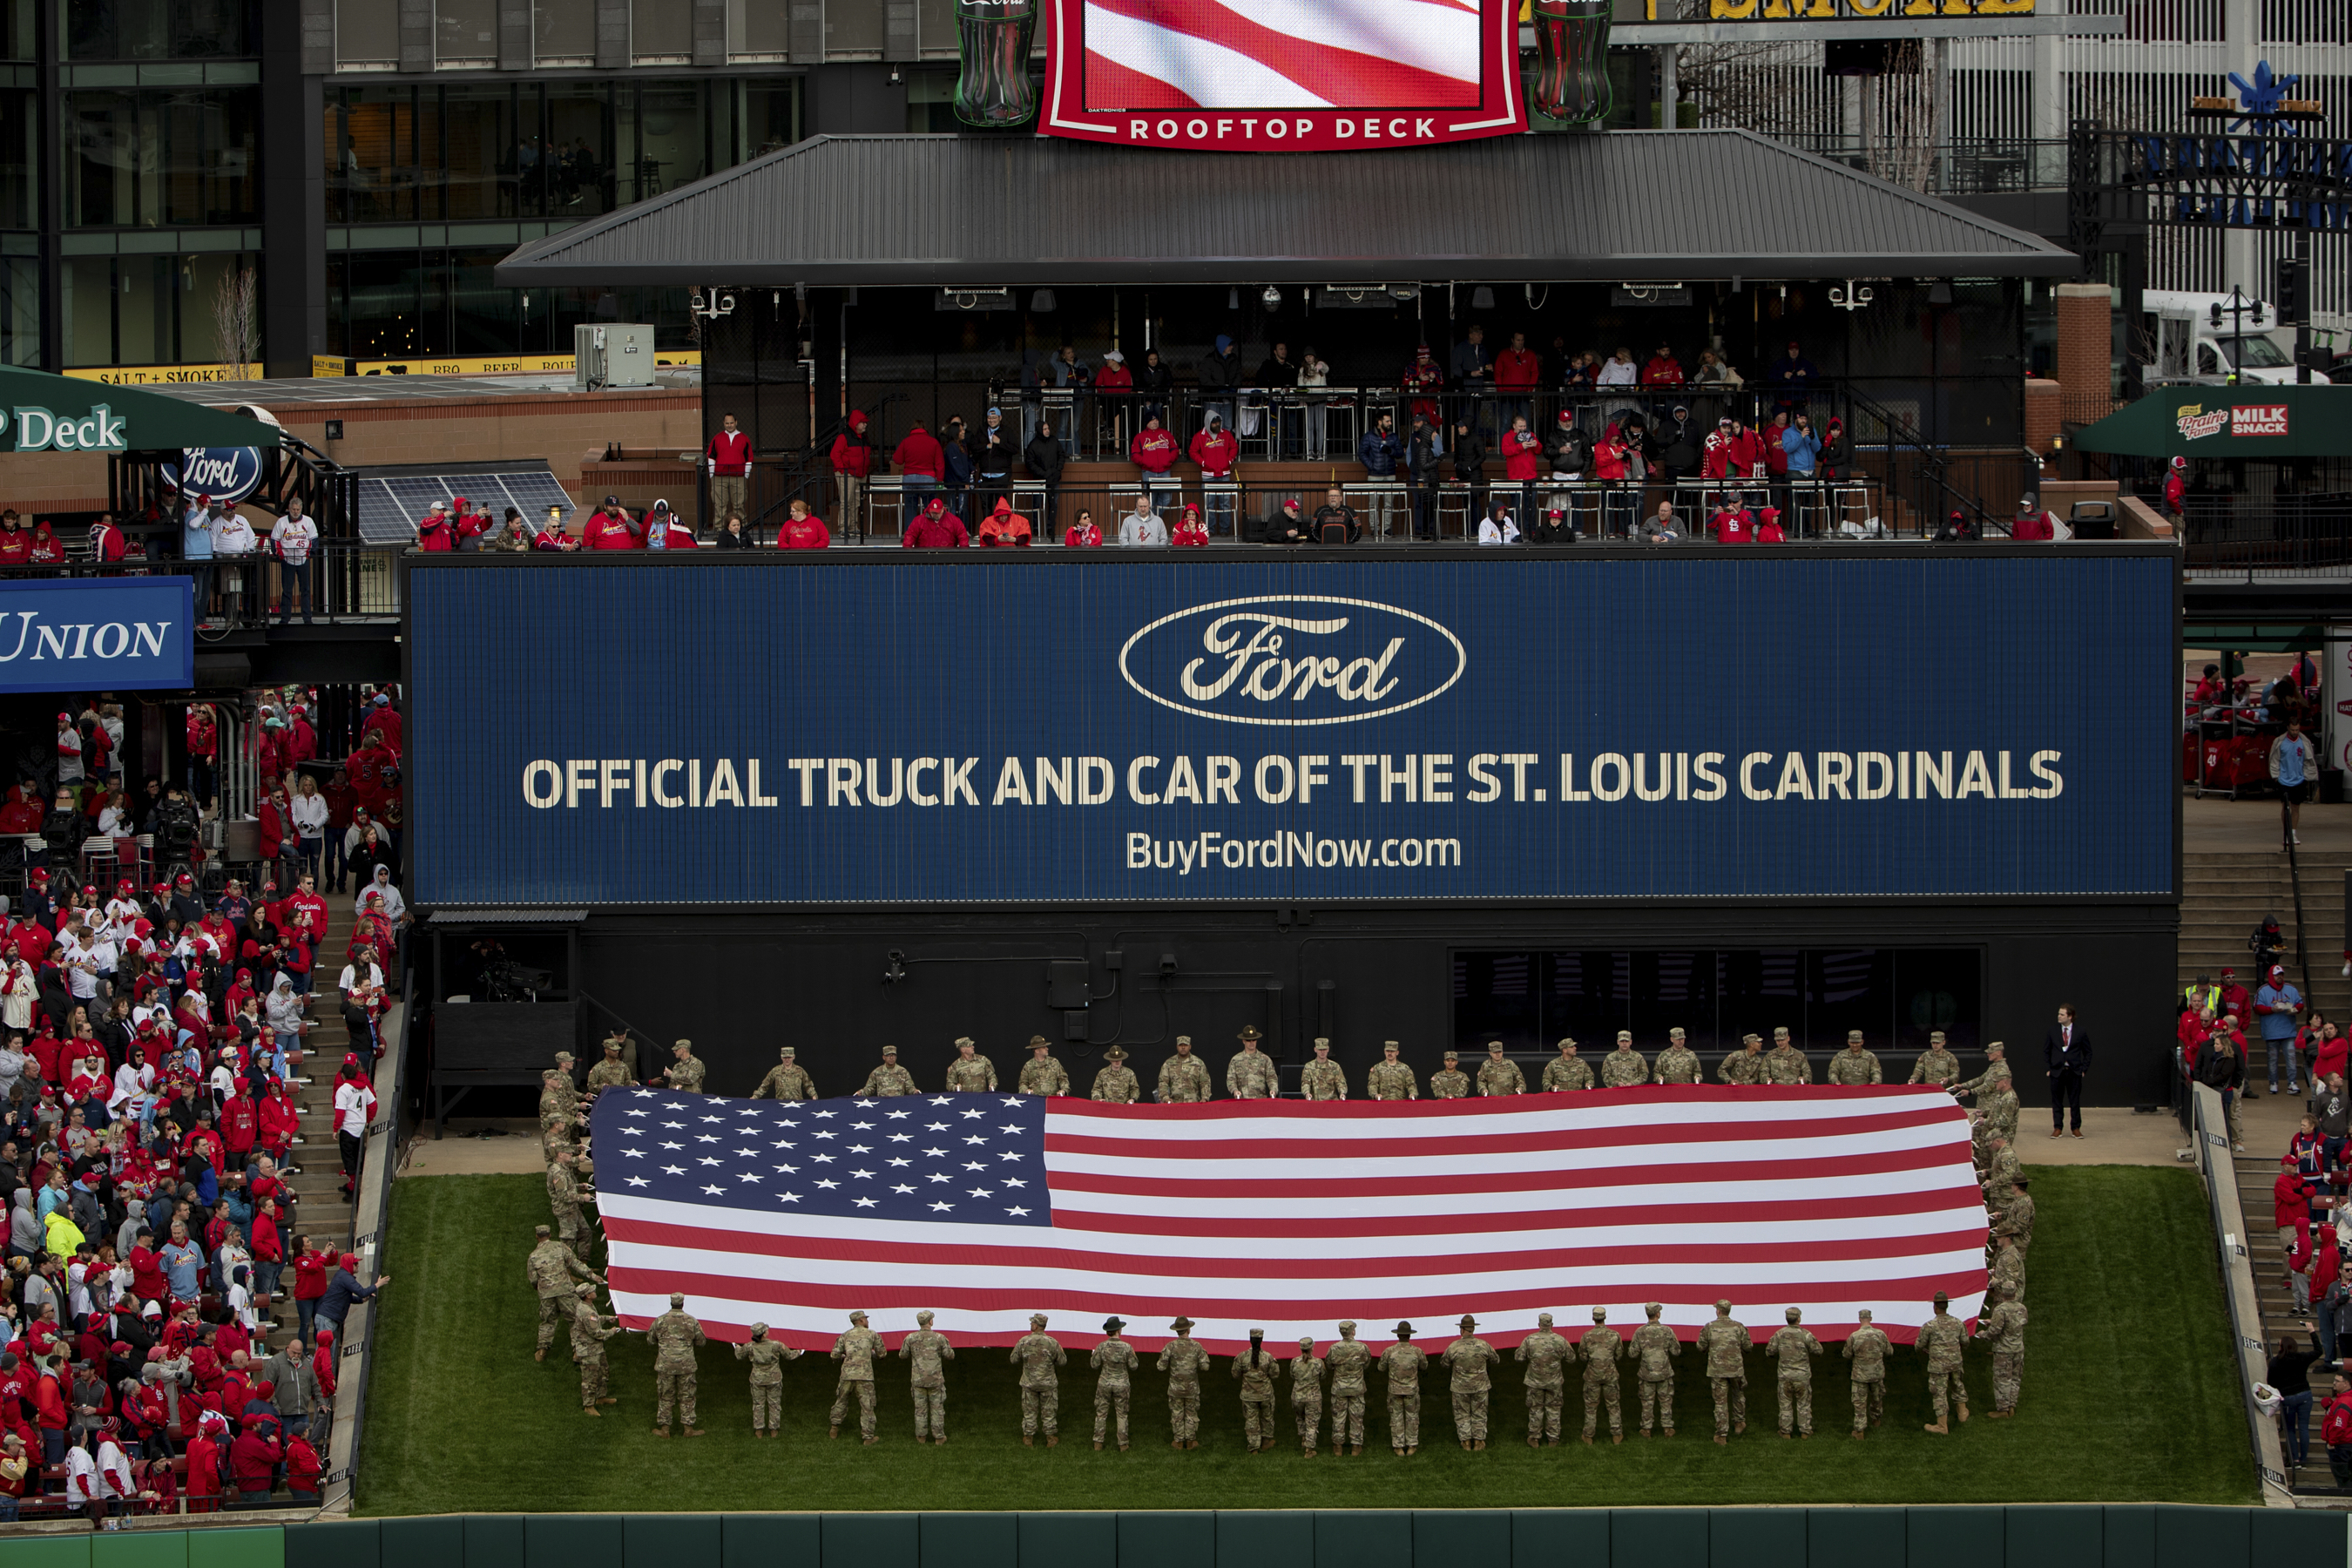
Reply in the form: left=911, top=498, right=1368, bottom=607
left=956, top=0, right=1039, bottom=127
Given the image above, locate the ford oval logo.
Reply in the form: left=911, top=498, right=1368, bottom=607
left=161, top=447, right=266, bottom=505
left=1118, top=594, right=1466, bottom=727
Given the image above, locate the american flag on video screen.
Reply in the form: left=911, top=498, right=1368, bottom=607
left=591, top=1085, right=1987, bottom=1353
left=1081, top=0, right=1485, bottom=111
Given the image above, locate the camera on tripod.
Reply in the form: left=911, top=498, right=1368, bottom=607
left=481, top=957, right=552, bottom=1003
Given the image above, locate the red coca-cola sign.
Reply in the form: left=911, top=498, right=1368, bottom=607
left=1039, top=0, right=1532, bottom=151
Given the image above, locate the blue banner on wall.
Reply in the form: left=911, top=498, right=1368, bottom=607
left=0, top=577, right=194, bottom=694
left=409, top=556, right=2177, bottom=906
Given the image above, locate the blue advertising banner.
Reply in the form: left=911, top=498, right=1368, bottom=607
left=409, top=555, right=2177, bottom=906
left=0, top=577, right=194, bottom=694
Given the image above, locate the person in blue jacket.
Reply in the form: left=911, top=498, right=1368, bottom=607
left=1357, top=414, right=1404, bottom=541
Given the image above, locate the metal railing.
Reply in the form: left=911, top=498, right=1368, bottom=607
left=0, top=540, right=407, bottom=625
left=1777, top=134, right=2072, bottom=195
left=2179, top=495, right=2352, bottom=573
left=2188, top=1080, right=2295, bottom=1504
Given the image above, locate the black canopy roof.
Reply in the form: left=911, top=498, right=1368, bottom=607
left=495, top=131, right=2076, bottom=289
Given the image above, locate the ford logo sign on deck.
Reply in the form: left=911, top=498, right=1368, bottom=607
left=1119, top=595, right=1467, bottom=727
left=162, top=447, right=266, bottom=504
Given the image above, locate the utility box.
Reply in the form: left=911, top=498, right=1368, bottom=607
left=575, top=323, right=657, bottom=389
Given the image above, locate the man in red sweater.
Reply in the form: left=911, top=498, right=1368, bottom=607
left=703, top=413, right=753, bottom=527
left=891, top=422, right=946, bottom=510
left=1494, top=331, right=1540, bottom=430
left=900, top=497, right=969, bottom=550
left=1130, top=415, right=1179, bottom=511
left=578, top=496, right=640, bottom=550
left=1188, top=416, right=1239, bottom=537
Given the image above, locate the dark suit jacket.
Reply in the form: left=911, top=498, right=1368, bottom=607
left=2044, top=1024, right=2092, bottom=1073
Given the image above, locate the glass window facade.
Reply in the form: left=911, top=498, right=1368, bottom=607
left=60, top=249, right=258, bottom=367
left=66, top=0, right=252, bottom=59
left=65, top=86, right=259, bottom=226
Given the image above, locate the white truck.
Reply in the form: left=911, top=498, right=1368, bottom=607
left=2138, top=290, right=2332, bottom=386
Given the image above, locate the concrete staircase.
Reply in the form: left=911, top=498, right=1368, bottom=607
left=2232, top=1142, right=2343, bottom=1497
left=2181, top=848, right=2352, bottom=1030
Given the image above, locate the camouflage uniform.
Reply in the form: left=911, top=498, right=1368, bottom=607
left=1994, top=1188, right=2035, bottom=1262
left=541, top=1112, right=583, bottom=1169
left=1379, top=1338, right=1426, bottom=1451
left=1232, top=1345, right=1281, bottom=1447
left=944, top=1049, right=998, bottom=1092
left=597, top=1031, right=639, bottom=1081
left=1600, top=1044, right=1650, bottom=1087
left=663, top=1051, right=706, bottom=1093
left=539, top=1070, right=579, bottom=1121
left=753, top=1058, right=817, bottom=1100
left=858, top=1057, right=920, bottom=1097
left=1843, top=1318, right=1890, bottom=1433
left=734, top=1330, right=802, bottom=1433
left=1438, top=1327, right=1497, bottom=1444
left=1653, top=1040, right=1703, bottom=1085
left=1159, top=1332, right=1212, bottom=1443
left=1091, top=1332, right=1138, bottom=1447
left=1366, top=1056, right=1417, bottom=1101
left=1951, top=1057, right=2011, bottom=1098
left=527, top=1234, right=599, bottom=1354
left=1975, top=1295, right=2027, bottom=1414
left=1578, top=1321, right=1624, bottom=1439
left=1158, top=1051, right=1212, bottom=1104
left=1543, top=1049, right=1594, bottom=1092
left=1429, top=1060, right=1471, bottom=1099
left=1630, top=1314, right=1681, bottom=1435
left=1697, top=1308, right=1749, bottom=1438
left=1090, top=1058, right=1140, bottom=1103
left=584, top=1051, right=632, bottom=1095
left=1982, top=1145, right=2023, bottom=1195
left=829, top=1320, right=888, bottom=1440
left=1916, top=1306, right=1969, bottom=1429
left=1476, top=1052, right=1525, bottom=1096
left=1514, top=1319, right=1572, bottom=1443
left=547, top=1157, right=588, bottom=1256
left=1825, top=1044, right=1883, bottom=1085
left=1299, top=1052, right=1348, bottom=1100
left=1289, top=1341, right=1327, bottom=1452
left=1765, top=1318, right=1821, bottom=1436
left=569, top=1287, right=619, bottom=1409
left=1763, top=1039, right=1813, bottom=1085
left=1990, top=1240, right=2026, bottom=1301
left=1227, top=1047, right=1278, bottom=1100
left=1326, top=1331, right=1372, bottom=1450
left=649, top=1302, right=706, bottom=1432
left=899, top=1321, right=955, bottom=1441
left=1718, top=1041, right=1766, bottom=1085
left=1981, top=1081, right=2021, bottom=1144
left=1909, top=1037, right=1961, bottom=1086
left=1018, top=1052, right=1070, bottom=1096
left=1010, top=1322, right=1066, bottom=1439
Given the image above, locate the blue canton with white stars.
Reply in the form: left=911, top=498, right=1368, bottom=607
left=590, top=1088, right=1054, bottom=1227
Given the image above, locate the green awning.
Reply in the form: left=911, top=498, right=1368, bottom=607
left=0, top=364, right=276, bottom=455
left=2072, top=384, right=2352, bottom=459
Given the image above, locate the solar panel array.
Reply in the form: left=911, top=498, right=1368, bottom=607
left=354, top=468, right=578, bottom=544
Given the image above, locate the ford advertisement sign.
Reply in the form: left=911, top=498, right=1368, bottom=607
left=408, top=554, right=2177, bottom=907
left=161, top=447, right=266, bottom=505
left=0, top=578, right=194, bottom=694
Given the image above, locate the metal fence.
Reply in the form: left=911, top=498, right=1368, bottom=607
left=2189, top=1081, right=2295, bottom=1504
left=2180, top=495, right=2352, bottom=574
left=1, top=540, right=406, bottom=624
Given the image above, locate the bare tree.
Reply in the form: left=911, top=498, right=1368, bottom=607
left=212, top=266, right=260, bottom=373
left=1674, top=37, right=1942, bottom=193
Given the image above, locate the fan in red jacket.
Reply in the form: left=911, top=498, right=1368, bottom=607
left=890, top=422, right=945, bottom=484
left=777, top=500, right=830, bottom=550
left=2277, top=1157, right=2315, bottom=1236
left=1639, top=347, right=1685, bottom=387
left=1700, top=417, right=1734, bottom=481
left=26, top=521, right=64, bottom=565
left=1754, top=507, right=1788, bottom=543
left=1709, top=500, right=1758, bottom=544
left=284, top=1432, right=322, bottom=1498
left=2164, top=455, right=2188, bottom=515
left=1170, top=504, right=1209, bottom=549
left=829, top=411, right=877, bottom=482
left=1188, top=421, right=1238, bottom=481
left=579, top=498, right=641, bottom=550
left=0, top=786, right=40, bottom=835
left=1722, top=420, right=1770, bottom=480
left=182, top=1422, right=224, bottom=1512
left=414, top=501, right=456, bottom=551
left=900, top=497, right=969, bottom=550
left=1064, top=515, right=1102, bottom=548
left=1129, top=417, right=1178, bottom=478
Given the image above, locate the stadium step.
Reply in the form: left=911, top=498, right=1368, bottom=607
left=2227, top=1139, right=2350, bottom=1497
left=2180, top=848, right=2352, bottom=1027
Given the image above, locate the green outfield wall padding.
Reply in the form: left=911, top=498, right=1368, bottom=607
left=1809, top=1508, right=1905, bottom=1568
left=1119, top=1511, right=1216, bottom=1568
left=627, top=1514, right=719, bottom=1568
left=922, top=1512, right=1016, bottom=1568
left=2104, top=1508, right=2157, bottom=1568
left=2149, top=1504, right=2237, bottom=1568
left=1906, top=1504, right=2003, bottom=1568
left=1, top=1536, right=94, bottom=1568
left=184, top=1527, right=282, bottom=1568
left=1596, top=1507, right=1681, bottom=1568
left=1312, top=1511, right=1408, bottom=1568
left=720, top=1511, right=819, bottom=1568
left=377, top=1518, right=463, bottom=1568
left=2250, top=1509, right=2345, bottom=1559
left=2008, top=1504, right=2103, bottom=1568
left=462, top=1514, right=522, bottom=1568
left=1213, top=1510, right=1312, bottom=1568
left=90, top=1528, right=184, bottom=1568
left=525, top=1515, right=623, bottom=1568
left=818, top=1512, right=917, bottom=1568
left=1412, top=1510, right=1508, bottom=1568
left=1017, top=1512, right=1119, bottom=1568
left=1716, top=1508, right=1805, bottom=1568
left=288, top=1517, right=375, bottom=1568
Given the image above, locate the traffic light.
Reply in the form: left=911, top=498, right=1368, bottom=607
left=2276, top=258, right=2309, bottom=326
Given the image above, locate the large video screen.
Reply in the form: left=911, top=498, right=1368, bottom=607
left=409, top=554, right=2177, bottom=909
left=1042, top=0, right=1523, bottom=149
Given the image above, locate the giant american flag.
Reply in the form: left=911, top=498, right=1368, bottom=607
left=591, top=1085, right=1988, bottom=1354
left=1080, top=0, right=1485, bottom=111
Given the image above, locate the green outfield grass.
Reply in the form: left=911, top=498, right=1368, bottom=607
left=355, top=1164, right=2255, bottom=1514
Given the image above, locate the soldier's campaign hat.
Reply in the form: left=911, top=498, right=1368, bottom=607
left=554, top=1051, right=575, bottom=1064
left=849, top=1310, right=868, bottom=1322
left=669, top=1292, right=686, bottom=1306
left=1932, top=1291, right=1950, bottom=1307
left=1029, top=1035, right=1051, bottom=1049
left=750, top=1321, right=768, bottom=1334
left=1487, top=1038, right=1506, bottom=1051
left=1172, top=1316, right=1196, bottom=1330
left=1929, top=1031, right=1946, bottom=1044
left=881, top=1044, right=899, bottom=1056
left=1714, top=1299, right=1732, bottom=1312
left=780, top=1045, right=796, bottom=1058
left=916, top=1310, right=935, bottom=1324
left=1337, top=1319, right=1357, bottom=1331
left=1392, top=1321, right=1415, bottom=1337
left=2011, top=1176, right=2030, bottom=1189
left=1175, top=1034, right=1193, bottom=1046
left=1382, top=1039, right=1401, bottom=1052
left=1238, top=1024, right=1263, bottom=1041
left=1103, top=1045, right=1128, bottom=1061
left=1591, top=1306, right=1606, bottom=1321
left=1443, top=1050, right=1459, bottom=1062
left=1556, top=1037, right=1578, bottom=1051
left=1313, top=1037, right=1331, bottom=1051
left=1029, top=1313, right=1049, bottom=1327
left=1615, top=1030, right=1632, bottom=1042
left=1104, top=1316, right=1125, bottom=1335
left=955, top=1036, right=977, bottom=1049
left=601, top=1038, right=622, bottom=1053
left=1537, top=1312, right=1553, bottom=1327
left=1784, top=1307, right=1801, bottom=1321
left=1458, top=1313, right=1477, bottom=1328
left=1846, top=1030, right=1864, bottom=1043
left=534, top=1224, right=550, bottom=1235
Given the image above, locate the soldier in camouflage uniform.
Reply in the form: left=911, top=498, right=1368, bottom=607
left=1429, top=1051, right=1471, bottom=1099
left=527, top=1223, right=604, bottom=1360
left=1763, top=1028, right=1813, bottom=1085
left=898, top=1308, right=954, bottom=1443
left=1601, top=1032, right=1650, bottom=1087
left=1289, top=1335, right=1327, bottom=1455
left=584, top=1037, right=632, bottom=1097
left=1232, top=1331, right=1282, bottom=1450
left=1158, top=1037, right=1213, bottom=1104
left=1578, top=1306, right=1625, bottom=1443
left=1514, top=1311, right=1571, bottom=1446
left=734, top=1321, right=802, bottom=1436
left=1018, top=1037, right=1070, bottom=1097
left=1300, top=1038, right=1348, bottom=1101
left=1993, top=1178, right=2034, bottom=1262
left=1951, top=1042, right=2011, bottom=1099
left=1380, top=1321, right=1426, bottom=1454
left=1916, top=1291, right=1969, bottom=1431
left=1159, top=1315, right=1211, bottom=1448
left=1653, top=1029, right=1702, bottom=1085
left=1989, top=1233, right=2025, bottom=1301
left=1909, top=1030, right=1961, bottom=1087
left=945, top=1036, right=997, bottom=1092
left=1697, top=1299, right=1748, bottom=1443
left=663, top=1039, right=706, bottom=1093
left=1227, top=1027, right=1277, bottom=1100
left=858, top=1044, right=919, bottom=1098
left=597, top=1028, right=639, bottom=1082
left=1825, top=1031, right=1882, bottom=1085
left=1842, top=1308, right=1889, bottom=1436
left=1092, top=1316, right=1137, bottom=1450
left=1367, top=1043, right=1418, bottom=1101
left=547, top=1150, right=591, bottom=1259
left=1630, top=1301, right=1680, bottom=1436
left=541, top=1105, right=585, bottom=1170
left=1544, top=1038, right=1594, bottom=1092
left=1981, top=1134, right=2021, bottom=1196
left=1477, top=1040, right=1525, bottom=1097
left=752, top=1044, right=816, bottom=1101
left=1326, top=1320, right=1372, bottom=1455
left=649, top=1291, right=706, bottom=1436
left=1974, top=1283, right=2027, bottom=1416
left=539, top=1063, right=579, bottom=1121
left=1765, top=1307, right=1821, bottom=1436
left=1978, top=1072, right=2022, bottom=1148
left=1091, top=1044, right=1140, bottom=1103
left=1719, top=1033, right=1766, bottom=1085
left=1439, top=1315, right=1497, bottom=1450
left=569, top=1281, right=620, bottom=1415
left=829, top=1309, right=888, bottom=1443
left=1010, top=1313, right=1066, bottom=1445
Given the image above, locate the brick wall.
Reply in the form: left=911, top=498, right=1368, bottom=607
left=2053, top=284, right=2118, bottom=427
left=2024, top=378, right=2063, bottom=456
